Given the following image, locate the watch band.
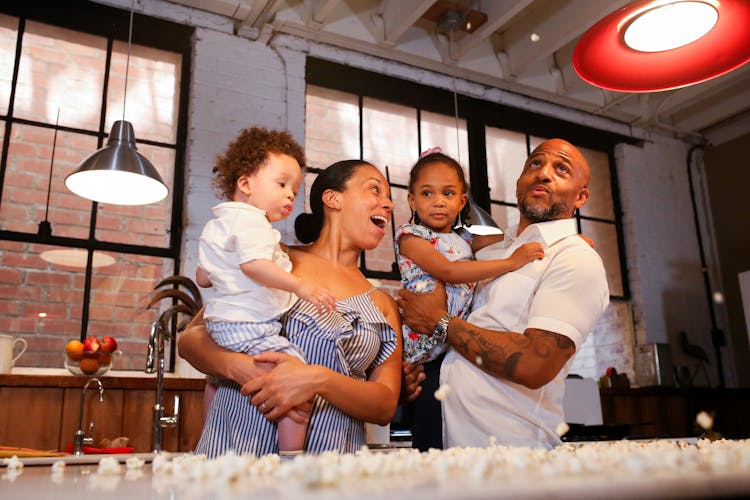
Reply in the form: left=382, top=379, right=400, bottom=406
left=431, top=313, right=454, bottom=344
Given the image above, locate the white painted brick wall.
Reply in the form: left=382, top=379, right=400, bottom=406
left=616, top=139, right=716, bottom=384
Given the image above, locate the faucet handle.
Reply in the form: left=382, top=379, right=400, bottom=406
left=160, top=394, right=180, bottom=428
left=83, top=421, right=95, bottom=446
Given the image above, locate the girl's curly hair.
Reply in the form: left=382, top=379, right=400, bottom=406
left=212, top=127, right=306, bottom=200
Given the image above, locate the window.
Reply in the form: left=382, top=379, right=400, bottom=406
left=304, top=58, right=629, bottom=300
left=0, top=3, right=191, bottom=369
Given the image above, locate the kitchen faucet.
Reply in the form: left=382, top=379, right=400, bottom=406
left=72, top=377, right=104, bottom=456
left=145, top=275, right=202, bottom=452
left=147, top=319, right=180, bottom=452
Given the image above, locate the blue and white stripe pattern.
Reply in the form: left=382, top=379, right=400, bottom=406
left=206, top=319, right=305, bottom=362
left=194, top=289, right=398, bottom=457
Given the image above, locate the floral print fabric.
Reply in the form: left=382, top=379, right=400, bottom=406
left=395, top=223, right=475, bottom=363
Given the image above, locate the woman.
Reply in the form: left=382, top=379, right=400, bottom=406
left=179, top=160, right=402, bottom=457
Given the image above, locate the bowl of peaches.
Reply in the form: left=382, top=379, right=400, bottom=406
left=64, top=336, right=120, bottom=376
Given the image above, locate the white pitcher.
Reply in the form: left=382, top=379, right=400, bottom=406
left=0, top=334, right=27, bottom=374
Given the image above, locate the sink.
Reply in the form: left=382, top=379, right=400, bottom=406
left=4, top=452, right=156, bottom=467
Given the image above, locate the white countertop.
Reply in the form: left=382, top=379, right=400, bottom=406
left=3, top=441, right=750, bottom=499
left=3, top=457, right=750, bottom=500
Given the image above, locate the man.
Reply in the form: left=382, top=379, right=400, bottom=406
left=397, top=138, right=609, bottom=449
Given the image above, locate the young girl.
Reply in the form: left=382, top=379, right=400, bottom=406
left=197, top=127, right=336, bottom=456
left=395, top=150, right=544, bottom=451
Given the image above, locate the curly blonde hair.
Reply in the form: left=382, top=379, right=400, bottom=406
left=212, top=127, right=306, bottom=200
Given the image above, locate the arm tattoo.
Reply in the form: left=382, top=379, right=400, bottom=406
left=451, top=324, right=574, bottom=385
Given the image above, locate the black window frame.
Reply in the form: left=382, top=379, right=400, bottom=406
left=306, top=57, right=633, bottom=300
left=0, top=1, right=193, bottom=346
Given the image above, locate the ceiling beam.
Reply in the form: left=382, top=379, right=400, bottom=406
left=653, top=65, right=750, bottom=117
left=454, top=0, right=534, bottom=59
left=703, top=111, right=750, bottom=146
left=164, top=0, right=252, bottom=19
left=501, top=0, right=629, bottom=77
left=380, top=0, right=435, bottom=47
left=309, top=0, right=341, bottom=28
left=236, top=0, right=283, bottom=31
left=673, top=86, right=750, bottom=132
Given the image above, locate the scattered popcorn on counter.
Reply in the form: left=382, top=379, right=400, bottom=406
left=125, top=468, right=145, bottom=481
left=555, top=422, right=570, bottom=437
left=434, top=383, right=451, bottom=401
left=2, top=468, right=22, bottom=482
left=696, top=411, right=714, bottom=430
left=51, top=460, right=66, bottom=472
left=97, top=456, right=122, bottom=475
left=475, top=356, right=483, bottom=366
left=2, top=455, right=23, bottom=471
left=144, top=439, right=750, bottom=498
left=126, top=456, right=146, bottom=469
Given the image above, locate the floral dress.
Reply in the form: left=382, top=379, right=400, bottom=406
left=395, top=223, right=475, bottom=363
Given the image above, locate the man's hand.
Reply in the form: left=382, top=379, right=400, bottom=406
left=396, top=281, right=448, bottom=335
left=400, top=361, right=425, bottom=403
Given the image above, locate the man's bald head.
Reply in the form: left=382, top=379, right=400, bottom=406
left=516, top=139, right=591, bottom=231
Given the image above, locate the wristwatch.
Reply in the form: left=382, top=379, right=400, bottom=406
left=431, top=313, right=454, bottom=343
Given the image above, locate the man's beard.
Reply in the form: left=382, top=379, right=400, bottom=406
left=519, top=198, right=571, bottom=223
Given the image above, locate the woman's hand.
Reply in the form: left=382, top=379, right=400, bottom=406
left=400, top=361, right=425, bottom=403
left=240, top=351, right=320, bottom=422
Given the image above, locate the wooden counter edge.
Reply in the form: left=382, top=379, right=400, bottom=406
left=0, top=374, right=207, bottom=390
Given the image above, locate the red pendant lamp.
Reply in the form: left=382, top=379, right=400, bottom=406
left=573, top=0, right=750, bottom=92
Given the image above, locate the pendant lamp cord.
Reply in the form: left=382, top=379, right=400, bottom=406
left=122, top=0, right=134, bottom=122
left=449, top=28, right=461, bottom=165
left=44, top=108, right=61, bottom=222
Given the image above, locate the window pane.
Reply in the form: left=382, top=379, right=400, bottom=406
left=0, top=124, right=95, bottom=237
left=491, top=203, right=519, bottom=231
left=87, top=251, right=175, bottom=370
left=15, top=21, right=106, bottom=130
left=0, top=14, right=18, bottom=116
left=94, top=143, right=175, bottom=247
left=578, top=146, right=615, bottom=220
left=529, top=134, right=546, bottom=153
left=391, top=185, right=412, bottom=230
left=420, top=110, right=468, bottom=167
left=362, top=96, right=418, bottom=186
left=486, top=127, right=526, bottom=203
left=363, top=185, right=400, bottom=276
left=105, top=41, right=182, bottom=144
left=302, top=171, right=317, bottom=215
left=580, top=219, right=623, bottom=297
left=0, top=242, right=85, bottom=369
left=305, top=85, right=360, bottom=169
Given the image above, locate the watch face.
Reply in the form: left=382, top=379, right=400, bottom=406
left=432, top=315, right=451, bottom=343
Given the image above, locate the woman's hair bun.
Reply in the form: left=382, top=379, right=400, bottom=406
left=295, top=212, right=321, bottom=244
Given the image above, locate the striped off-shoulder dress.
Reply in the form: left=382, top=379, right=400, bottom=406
left=194, top=288, right=398, bottom=458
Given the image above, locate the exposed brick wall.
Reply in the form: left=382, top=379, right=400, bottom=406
left=0, top=21, right=179, bottom=370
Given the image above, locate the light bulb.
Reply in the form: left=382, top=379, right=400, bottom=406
left=624, top=1, right=718, bottom=53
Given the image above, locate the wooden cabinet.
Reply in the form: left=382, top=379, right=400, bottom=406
left=600, top=386, right=750, bottom=439
left=0, top=374, right=206, bottom=453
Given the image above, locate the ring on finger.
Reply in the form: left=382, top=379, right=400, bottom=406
left=260, top=402, right=267, bottom=412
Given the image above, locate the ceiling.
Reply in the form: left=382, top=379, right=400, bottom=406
left=169, top=0, right=750, bottom=146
